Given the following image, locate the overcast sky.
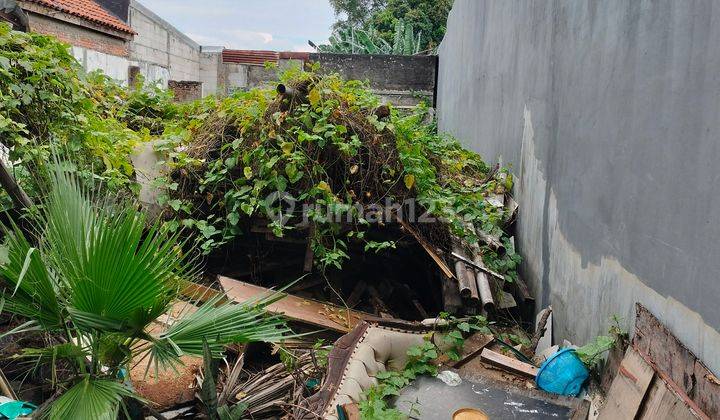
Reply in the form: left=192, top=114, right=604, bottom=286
left=138, top=0, right=336, bottom=51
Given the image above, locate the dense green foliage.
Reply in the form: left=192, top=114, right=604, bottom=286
left=326, top=0, right=454, bottom=53
left=158, top=66, right=515, bottom=275
left=318, top=19, right=422, bottom=55
left=0, top=167, right=291, bottom=419
left=0, top=23, right=175, bottom=206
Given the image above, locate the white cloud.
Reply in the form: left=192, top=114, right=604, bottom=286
left=226, top=29, right=273, bottom=45
left=291, top=43, right=315, bottom=52
left=139, top=0, right=335, bottom=51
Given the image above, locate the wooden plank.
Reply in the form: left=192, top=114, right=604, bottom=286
left=533, top=307, right=553, bottom=355
left=395, top=216, right=455, bottom=279
left=598, top=348, right=655, bottom=420
left=452, top=334, right=494, bottom=368
left=639, top=377, right=703, bottom=420
left=0, top=367, right=17, bottom=400
left=218, top=275, right=370, bottom=333
left=570, top=399, right=590, bottom=420
left=634, top=346, right=710, bottom=420
left=480, top=348, right=538, bottom=378
left=303, top=224, right=315, bottom=272
left=633, top=303, right=720, bottom=418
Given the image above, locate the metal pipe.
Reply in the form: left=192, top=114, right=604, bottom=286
left=276, top=83, right=296, bottom=96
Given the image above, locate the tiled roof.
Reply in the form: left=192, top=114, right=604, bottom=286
left=222, top=49, right=310, bottom=65
left=24, top=0, right=135, bottom=34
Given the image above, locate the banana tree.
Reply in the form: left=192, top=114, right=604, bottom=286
left=317, top=20, right=423, bottom=55
left=0, top=166, right=292, bottom=419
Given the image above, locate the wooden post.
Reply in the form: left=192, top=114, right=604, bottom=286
left=0, top=158, right=32, bottom=211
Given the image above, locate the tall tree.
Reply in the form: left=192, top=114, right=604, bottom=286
left=328, top=0, right=386, bottom=28
left=326, top=0, right=454, bottom=52
left=369, top=0, right=453, bottom=50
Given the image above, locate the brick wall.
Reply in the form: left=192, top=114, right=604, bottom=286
left=168, top=80, right=202, bottom=102
left=27, top=13, right=129, bottom=57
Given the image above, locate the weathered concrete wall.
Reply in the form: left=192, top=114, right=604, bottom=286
left=128, top=0, right=200, bottom=85
left=437, top=0, right=720, bottom=374
left=311, top=53, right=436, bottom=108
left=72, top=45, right=129, bottom=82
left=214, top=58, right=304, bottom=95
left=212, top=52, right=437, bottom=108
left=199, top=50, right=221, bottom=96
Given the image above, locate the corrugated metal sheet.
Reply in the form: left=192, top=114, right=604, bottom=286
left=222, top=50, right=310, bottom=66
left=222, top=49, right=279, bottom=66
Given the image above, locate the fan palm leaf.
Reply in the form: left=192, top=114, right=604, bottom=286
left=0, top=224, right=63, bottom=329
left=41, top=169, right=194, bottom=334
left=47, top=375, right=138, bottom=420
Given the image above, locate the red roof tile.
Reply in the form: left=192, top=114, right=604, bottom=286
left=24, top=0, right=135, bottom=34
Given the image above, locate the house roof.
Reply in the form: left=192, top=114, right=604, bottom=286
left=23, top=0, right=135, bottom=34
left=222, top=49, right=309, bottom=66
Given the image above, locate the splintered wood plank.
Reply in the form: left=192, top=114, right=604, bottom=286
left=598, top=348, right=655, bottom=420
left=634, top=303, right=719, bottom=418
left=218, top=275, right=370, bottom=333
left=395, top=216, right=455, bottom=279
left=480, top=348, right=538, bottom=378
left=639, top=377, right=705, bottom=420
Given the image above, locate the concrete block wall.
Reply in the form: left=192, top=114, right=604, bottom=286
left=437, top=0, right=720, bottom=374
left=211, top=52, right=437, bottom=108
left=199, top=50, right=221, bottom=96
left=128, top=0, right=200, bottom=85
left=72, top=46, right=129, bottom=82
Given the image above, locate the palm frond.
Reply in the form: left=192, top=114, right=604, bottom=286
left=0, top=224, right=63, bottom=329
left=147, top=292, right=292, bottom=371
left=42, top=169, right=196, bottom=334
left=0, top=319, right=42, bottom=340
left=47, top=375, right=138, bottom=420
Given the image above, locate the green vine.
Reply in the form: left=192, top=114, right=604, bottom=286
left=358, top=315, right=489, bottom=419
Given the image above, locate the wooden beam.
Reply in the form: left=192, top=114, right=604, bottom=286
left=395, top=216, right=454, bottom=279
left=218, top=275, right=370, bottom=333
left=480, top=348, right=538, bottom=378
left=452, top=334, right=494, bottom=368
left=0, top=157, right=32, bottom=211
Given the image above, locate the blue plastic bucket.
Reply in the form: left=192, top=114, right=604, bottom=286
left=535, top=348, right=589, bottom=396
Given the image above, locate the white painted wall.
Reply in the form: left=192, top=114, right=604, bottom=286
left=72, top=46, right=129, bottom=83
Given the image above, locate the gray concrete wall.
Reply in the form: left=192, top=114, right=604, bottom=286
left=311, top=53, right=436, bottom=108
left=199, top=50, right=221, bottom=96
left=128, top=0, right=200, bottom=84
left=212, top=52, right=437, bottom=108
left=437, top=0, right=720, bottom=374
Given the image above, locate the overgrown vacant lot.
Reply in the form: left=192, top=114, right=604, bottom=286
left=0, top=24, right=559, bottom=419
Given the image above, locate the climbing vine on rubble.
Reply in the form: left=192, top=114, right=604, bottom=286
left=158, top=65, right=519, bottom=276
